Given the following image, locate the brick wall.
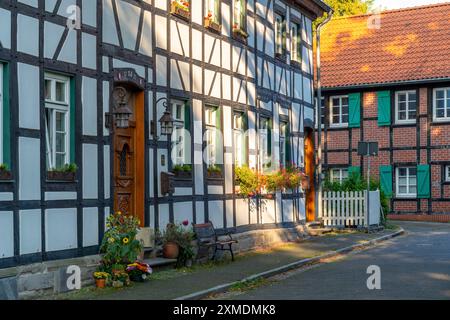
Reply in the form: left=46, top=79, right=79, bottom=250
left=319, top=86, right=450, bottom=217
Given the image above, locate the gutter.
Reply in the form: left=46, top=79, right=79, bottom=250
left=314, top=8, right=333, bottom=221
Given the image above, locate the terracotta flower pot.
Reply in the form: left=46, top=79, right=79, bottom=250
left=163, top=242, right=179, bottom=259
left=95, top=279, right=106, bottom=289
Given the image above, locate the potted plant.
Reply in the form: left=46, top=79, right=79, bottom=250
left=0, top=164, right=12, bottom=180
left=232, top=23, right=248, bottom=42
left=126, top=261, right=153, bottom=282
left=207, top=165, right=222, bottom=179
left=171, top=0, right=190, bottom=20
left=235, top=166, right=258, bottom=197
left=160, top=223, right=181, bottom=259
left=176, top=220, right=195, bottom=268
left=93, top=271, right=110, bottom=289
left=173, top=164, right=192, bottom=180
left=160, top=221, right=195, bottom=265
left=47, top=163, right=77, bottom=181
left=111, top=270, right=130, bottom=288
left=204, top=11, right=221, bottom=33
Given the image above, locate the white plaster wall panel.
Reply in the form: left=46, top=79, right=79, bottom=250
left=299, top=197, right=306, bottom=220
left=45, top=208, right=77, bottom=252
left=247, top=51, right=256, bottom=79
left=19, top=137, right=40, bottom=200
left=156, top=149, right=168, bottom=196
left=179, top=60, right=191, bottom=91
left=222, top=74, right=231, bottom=101
left=279, top=106, right=289, bottom=117
left=0, top=193, right=13, bottom=201
left=236, top=199, right=249, bottom=226
left=19, top=210, right=41, bottom=255
left=103, top=0, right=120, bottom=46
left=256, top=21, right=264, bottom=53
left=112, top=59, right=146, bottom=78
left=83, top=144, right=98, bottom=199
left=273, top=107, right=280, bottom=166
left=102, top=56, right=109, bottom=73
left=302, top=46, right=311, bottom=74
left=275, top=0, right=286, bottom=10
left=82, top=33, right=97, bottom=70
left=82, top=0, right=97, bottom=27
left=83, top=207, right=99, bottom=247
left=193, top=65, right=203, bottom=94
left=170, top=60, right=184, bottom=91
left=304, top=16, right=313, bottom=45
left=261, top=199, right=276, bottom=224
left=204, top=69, right=219, bottom=98
left=286, top=70, right=291, bottom=97
left=82, top=76, right=98, bottom=136
left=223, top=106, right=232, bottom=148
left=193, top=99, right=203, bottom=141
left=174, top=202, right=193, bottom=225
left=173, top=187, right=193, bottom=196
left=224, top=153, right=233, bottom=194
left=104, top=145, right=111, bottom=199
left=232, top=46, right=242, bottom=75
left=155, top=15, right=167, bottom=50
left=18, top=64, right=39, bottom=130
left=238, top=80, right=247, bottom=104
left=226, top=200, right=234, bottom=228
left=247, top=16, right=255, bottom=49
left=299, top=138, right=305, bottom=164
left=19, top=0, right=37, bottom=7
left=221, top=41, right=231, bottom=70
left=204, top=35, right=220, bottom=67
left=116, top=0, right=140, bottom=50
left=192, top=30, right=203, bottom=62
left=294, top=72, right=303, bottom=100
left=291, top=8, right=301, bottom=20
left=304, top=106, right=314, bottom=123
left=58, top=29, right=77, bottom=64
left=196, top=201, right=205, bottom=224
left=0, top=9, right=11, bottom=49
left=255, top=0, right=267, bottom=18
left=247, top=81, right=256, bottom=107
left=303, top=77, right=312, bottom=104
left=208, top=185, right=223, bottom=194
left=139, top=11, right=153, bottom=57
left=44, top=22, right=65, bottom=59
left=191, top=0, right=202, bottom=25
left=156, top=55, right=168, bottom=87
left=247, top=0, right=255, bottom=12
left=248, top=110, right=256, bottom=149
left=283, top=200, right=294, bottom=222
left=154, top=0, right=167, bottom=11
left=44, top=192, right=77, bottom=201
left=265, top=28, right=275, bottom=58
left=103, top=81, right=110, bottom=136
left=149, top=205, right=155, bottom=229
left=57, top=0, right=76, bottom=17
left=158, top=203, right=170, bottom=230
left=171, top=21, right=190, bottom=57
left=292, top=103, right=300, bottom=133
left=208, top=201, right=224, bottom=229
left=148, top=147, right=154, bottom=196
left=17, top=14, right=39, bottom=56
left=221, top=2, right=230, bottom=37
left=0, top=211, right=14, bottom=258
left=45, top=0, right=58, bottom=11
left=233, top=78, right=245, bottom=103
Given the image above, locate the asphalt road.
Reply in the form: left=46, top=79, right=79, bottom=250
left=230, top=222, right=450, bottom=300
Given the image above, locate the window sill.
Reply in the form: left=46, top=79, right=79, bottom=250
left=170, top=2, right=191, bottom=22
left=432, top=118, right=450, bottom=124
left=329, top=124, right=349, bottom=129
left=395, top=194, right=417, bottom=199
left=290, top=60, right=301, bottom=69
left=394, top=120, right=416, bottom=125
left=232, top=29, right=248, bottom=44
left=204, top=17, right=221, bottom=34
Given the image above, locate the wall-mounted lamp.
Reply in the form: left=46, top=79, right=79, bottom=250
left=105, top=86, right=133, bottom=130
left=150, top=97, right=176, bottom=138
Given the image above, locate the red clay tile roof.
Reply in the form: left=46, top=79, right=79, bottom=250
left=319, top=3, right=450, bottom=89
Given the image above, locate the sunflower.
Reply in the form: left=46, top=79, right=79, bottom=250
left=122, top=237, right=129, bottom=244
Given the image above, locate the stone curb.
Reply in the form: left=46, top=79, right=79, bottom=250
left=174, top=228, right=405, bottom=300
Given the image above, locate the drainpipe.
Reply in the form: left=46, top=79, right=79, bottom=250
left=315, top=9, right=333, bottom=222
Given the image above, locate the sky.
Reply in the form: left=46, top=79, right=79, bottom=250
left=374, top=0, right=449, bottom=9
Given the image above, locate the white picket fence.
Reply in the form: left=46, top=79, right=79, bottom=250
left=320, top=191, right=373, bottom=227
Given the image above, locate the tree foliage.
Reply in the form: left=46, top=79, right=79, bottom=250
left=315, top=0, right=374, bottom=28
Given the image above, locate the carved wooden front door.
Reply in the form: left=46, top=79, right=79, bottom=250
left=305, top=128, right=316, bottom=222
left=112, top=86, right=145, bottom=225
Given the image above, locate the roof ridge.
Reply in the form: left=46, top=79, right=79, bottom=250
left=330, top=2, right=450, bottom=21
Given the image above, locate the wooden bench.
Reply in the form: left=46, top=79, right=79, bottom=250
left=193, top=221, right=238, bottom=261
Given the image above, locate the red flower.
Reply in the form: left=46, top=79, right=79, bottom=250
left=182, top=220, right=189, bottom=226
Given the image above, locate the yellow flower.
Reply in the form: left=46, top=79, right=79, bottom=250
left=108, top=237, right=115, bottom=243
left=117, top=211, right=122, bottom=215
left=122, top=237, right=129, bottom=244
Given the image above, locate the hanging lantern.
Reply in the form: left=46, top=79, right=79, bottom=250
left=159, top=109, right=175, bottom=136
left=113, top=104, right=133, bottom=128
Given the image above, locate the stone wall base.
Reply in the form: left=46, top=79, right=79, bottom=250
left=388, top=214, right=450, bottom=223
left=0, top=224, right=308, bottom=299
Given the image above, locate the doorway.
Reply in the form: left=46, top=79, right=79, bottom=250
left=304, top=127, right=315, bottom=222
left=112, top=85, right=145, bottom=226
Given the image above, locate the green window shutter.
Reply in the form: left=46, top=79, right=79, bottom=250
left=268, top=119, right=272, bottom=157
left=348, top=166, right=361, bottom=178
left=417, top=164, right=431, bottom=198
left=70, top=78, right=76, bottom=163
left=379, top=165, right=393, bottom=197
left=215, top=107, right=222, bottom=162
left=184, top=101, right=191, bottom=164
left=2, top=63, right=11, bottom=167
left=184, top=101, right=190, bottom=130
left=377, top=91, right=391, bottom=126
left=348, top=93, right=361, bottom=128
left=285, top=125, right=291, bottom=164
left=242, top=113, right=248, bottom=165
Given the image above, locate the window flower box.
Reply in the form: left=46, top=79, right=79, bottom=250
left=0, top=169, right=12, bottom=181
left=232, top=27, right=248, bottom=43
left=47, top=171, right=76, bottom=182
left=171, top=1, right=190, bottom=21
left=204, top=16, right=221, bottom=33
left=207, top=165, right=222, bottom=179
left=275, top=52, right=287, bottom=61
left=173, top=164, right=192, bottom=180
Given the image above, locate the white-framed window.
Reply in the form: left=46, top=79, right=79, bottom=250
left=259, top=117, right=271, bottom=171
left=0, top=63, right=3, bottom=164
left=233, top=112, right=245, bottom=167
left=275, top=13, right=285, bottom=56
left=233, top=0, right=246, bottom=31
left=395, top=90, right=417, bottom=123
left=330, top=95, right=349, bottom=127
left=330, top=168, right=348, bottom=184
left=396, top=167, right=417, bottom=198
left=205, top=106, right=218, bottom=167
left=45, top=73, right=70, bottom=170
left=279, top=122, right=287, bottom=168
left=171, top=99, right=186, bottom=165
left=445, top=165, right=450, bottom=182
left=290, top=22, right=300, bottom=63
left=205, top=0, right=220, bottom=24
left=433, top=87, right=450, bottom=121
